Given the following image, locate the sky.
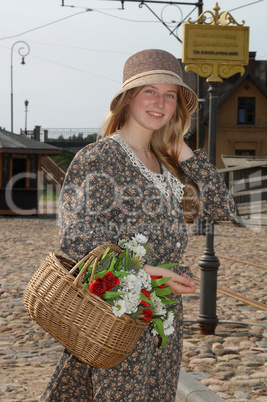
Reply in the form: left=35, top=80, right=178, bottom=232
left=0, top=0, right=266, bottom=135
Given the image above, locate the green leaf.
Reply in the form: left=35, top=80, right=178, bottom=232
left=125, top=247, right=129, bottom=269
left=78, top=261, right=85, bottom=271
left=102, top=291, right=124, bottom=300
left=160, top=334, right=168, bottom=348
left=93, top=269, right=108, bottom=279
left=139, top=292, right=151, bottom=305
left=152, top=317, right=164, bottom=337
left=114, top=271, right=131, bottom=278
left=155, top=287, right=172, bottom=297
left=114, top=252, right=126, bottom=271
left=161, top=297, right=179, bottom=305
left=101, top=246, right=111, bottom=260
left=151, top=277, right=171, bottom=288
left=157, top=262, right=179, bottom=269
left=109, top=256, right=116, bottom=272
left=152, top=317, right=168, bottom=348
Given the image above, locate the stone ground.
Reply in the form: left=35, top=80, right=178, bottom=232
left=181, top=221, right=267, bottom=401
left=0, top=205, right=266, bottom=401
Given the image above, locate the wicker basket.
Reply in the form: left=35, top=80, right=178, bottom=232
left=24, top=244, right=148, bottom=368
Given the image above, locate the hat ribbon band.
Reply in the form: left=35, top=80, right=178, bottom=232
left=122, top=70, right=183, bottom=88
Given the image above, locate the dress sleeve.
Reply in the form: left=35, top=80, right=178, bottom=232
left=58, top=141, right=120, bottom=260
left=179, top=148, right=241, bottom=224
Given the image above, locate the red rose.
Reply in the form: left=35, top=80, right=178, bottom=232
left=140, top=289, right=151, bottom=307
left=140, top=308, right=153, bottom=322
left=103, top=271, right=120, bottom=291
left=150, top=275, right=166, bottom=288
left=89, top=277, right=106, bottom=296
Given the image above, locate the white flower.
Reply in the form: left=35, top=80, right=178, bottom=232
left=125, top=240, right=136, bottom=251
left=118, top=239, right=127, bottom=248
left=123, top=292, right=140, bottom=314
left=150, top=292, right=167, bottom=316
left=151, top=312, right=175, bottom=337
left=112, top=300, right=127, bottom=317
left=121, top=274, right=142, bottom=292
left=135, top=244, right=146, bottom=258
left=136, top=269, right=152, bottom=291
left=132, top=234, right=148, bottom=244
left=163, top=312, right=175, bottom=335
left=118, top=274, right=143, bottom=314
left=124, top=241, right=146, bottom=258
left=165, top=311, right=175, bottom=324
left=163, top=324, right=175, bottom=336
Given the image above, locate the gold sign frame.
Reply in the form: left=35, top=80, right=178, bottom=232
left=182, top=3, right=250, bottom=82
left=183, top=24, right=249, bottom=65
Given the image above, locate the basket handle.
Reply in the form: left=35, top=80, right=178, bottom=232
left=70, top=244, right=121, bottom=288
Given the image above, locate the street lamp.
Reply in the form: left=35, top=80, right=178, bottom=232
left=11, top=41, right=30, bottom=133
left=24, top=99, right=29, bottom=135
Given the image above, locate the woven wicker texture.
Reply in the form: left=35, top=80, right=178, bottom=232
left=24, top=244, right=148, bottom=368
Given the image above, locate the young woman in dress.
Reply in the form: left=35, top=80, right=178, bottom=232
left=42, top=49, right=237, bottom=401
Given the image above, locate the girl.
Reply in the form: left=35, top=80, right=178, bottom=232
left=42, top=49, right=237, bottom=401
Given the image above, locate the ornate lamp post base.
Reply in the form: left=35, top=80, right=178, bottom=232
left=197, top=222, right=220, bottom=335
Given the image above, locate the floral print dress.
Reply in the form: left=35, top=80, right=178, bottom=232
left=41, top=134, right=238, bottom=402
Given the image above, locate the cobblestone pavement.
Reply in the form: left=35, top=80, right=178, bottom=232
left=0, top=211, right=266, bottom=401
left=182, top=221, right=267, bottom=401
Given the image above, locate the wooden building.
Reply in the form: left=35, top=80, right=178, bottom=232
left=0, top=129, right=61, bottom=215
left=183, top=52, right=267, bottom=169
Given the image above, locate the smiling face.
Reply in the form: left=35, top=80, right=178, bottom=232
left=126, top=83, right=178, bottom=134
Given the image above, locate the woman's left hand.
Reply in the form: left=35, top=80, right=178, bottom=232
left=144, top=265, right=196, bottom=296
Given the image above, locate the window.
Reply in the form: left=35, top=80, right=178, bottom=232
left=12, top=158, right=27, bottom=188
left=235, top=149, right=256, bottom=156
left=238, top=97, right=255, bottom=125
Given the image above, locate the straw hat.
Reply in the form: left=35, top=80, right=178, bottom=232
left=110, top=49, right=198, bottom=114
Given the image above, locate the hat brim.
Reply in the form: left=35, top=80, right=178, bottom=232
left=110, top=72, right=198, bottom=115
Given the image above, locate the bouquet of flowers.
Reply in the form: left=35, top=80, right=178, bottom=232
left=80, top=234, right=179, bottom=348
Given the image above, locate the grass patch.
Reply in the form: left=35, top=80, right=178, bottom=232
left=39, top=181, right=59, bottom=201
left=40, top=188, right=59, bottom=201
left=50, top=150, right=75, bottom=172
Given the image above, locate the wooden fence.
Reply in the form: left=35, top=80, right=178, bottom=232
left=219, top=162, right=267, bottom=219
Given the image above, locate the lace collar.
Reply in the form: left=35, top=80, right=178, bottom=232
left=112, top=133, right=184, bottom=202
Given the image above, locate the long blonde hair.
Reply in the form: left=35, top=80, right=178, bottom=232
left=102, top=86, right=199, bottom=222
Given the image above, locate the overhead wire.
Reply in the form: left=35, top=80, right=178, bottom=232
left=0, top=10, right=90, bottom=41
left=1, top=0, right=264, bottom=43
left=93, top=8, right=160, bottom=22
left=0, top=6, right=168, bottom=42
left=16, top=41, right=131, bottom=55
left=228, top=0, right=264, bottom=13
left=0, top=1, right=265, bottom=77
left=30, top=54, right=121, bottom=83
left=0, top=41, right=121, bottom=83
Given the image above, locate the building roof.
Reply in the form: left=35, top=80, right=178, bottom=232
left=221, top=155, right=267, bottom=168
left=181, top=54, right=267, bottom=140
left=0, top=129, right=62, bottom=154
left=217, top=70, right=267, bottom=112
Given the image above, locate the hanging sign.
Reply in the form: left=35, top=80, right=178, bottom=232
left=183, top=24, right=249, bottom=65
left=182, top=3, right=250, bottom=82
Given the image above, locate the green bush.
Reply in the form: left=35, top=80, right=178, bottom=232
left=51, top=150, right=75, bottom=172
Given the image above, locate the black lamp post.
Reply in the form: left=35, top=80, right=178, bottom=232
left=24, top=99, right=29, bottom=135
left=11, top=41, right=30, bottom=133
left=197, top=82, right=220, bottom=335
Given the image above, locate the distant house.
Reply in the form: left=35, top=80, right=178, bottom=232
left=0, top=129, right=61, bottom=215
left=182, top=52, right=267, bottom=169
